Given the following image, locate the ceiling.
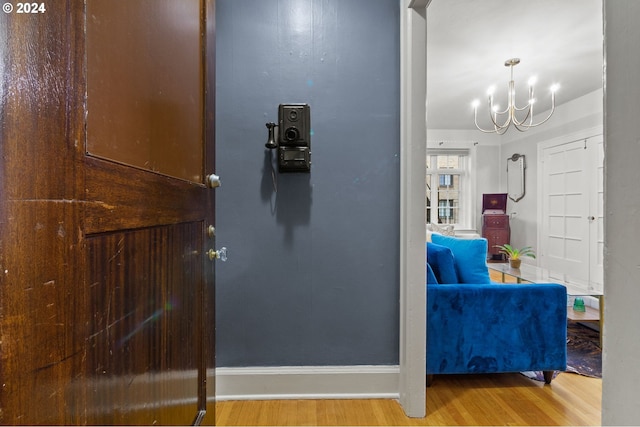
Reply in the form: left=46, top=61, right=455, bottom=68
left=426, top=0, right=604, bottom=131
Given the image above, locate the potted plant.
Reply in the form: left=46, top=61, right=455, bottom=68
left=494, top=244, right=536, bottom=268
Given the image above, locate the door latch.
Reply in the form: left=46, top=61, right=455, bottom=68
left=207, top=247, right=227, bottom=262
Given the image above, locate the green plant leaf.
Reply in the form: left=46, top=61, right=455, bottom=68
left=493, top=243, right=536, bottom=259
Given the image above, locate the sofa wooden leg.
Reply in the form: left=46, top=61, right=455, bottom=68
left=543, top=370, right=554, bottom=384
left=426, top=374, right=434, bottom=387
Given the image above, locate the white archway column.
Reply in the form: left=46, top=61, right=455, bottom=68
left=399, top=0, right=428, bottom=418
left=602, top=1, right=640, bottom=424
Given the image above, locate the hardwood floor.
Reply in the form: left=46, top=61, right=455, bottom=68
left=213, top=372, right=601, bottom=426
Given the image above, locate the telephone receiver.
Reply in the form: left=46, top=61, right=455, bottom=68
left=265, top=122, right=278, bottom=149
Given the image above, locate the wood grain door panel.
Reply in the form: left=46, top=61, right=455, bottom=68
left=84, top=156, right=206, bottom=234
left=86, top=0, right=204, bottom=183
left=84, top=223, right=203, bottom=424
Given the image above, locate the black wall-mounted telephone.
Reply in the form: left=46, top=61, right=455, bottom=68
left=265, top=103, right=311, bottom=172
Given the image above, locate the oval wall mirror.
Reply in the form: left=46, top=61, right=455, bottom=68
left=507, top=153, right=526, bottom=202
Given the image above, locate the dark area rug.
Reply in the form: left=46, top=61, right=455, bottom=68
left=522, top=320, right=602, bottom=381
left=565, top=320, right=602, bottom=377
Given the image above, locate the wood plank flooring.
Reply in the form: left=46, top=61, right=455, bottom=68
left=213, top=372, right=601, bottom=426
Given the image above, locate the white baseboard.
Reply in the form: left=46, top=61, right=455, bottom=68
left=212, top=365, right=400, bottom=402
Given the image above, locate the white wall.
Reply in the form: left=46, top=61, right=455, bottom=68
left=475, top=144, right=501, bottom=232
left=602, top=1, right=640, bottom=424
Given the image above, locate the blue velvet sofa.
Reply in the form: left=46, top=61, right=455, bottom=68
left=426, top=234, right=567, bottom=384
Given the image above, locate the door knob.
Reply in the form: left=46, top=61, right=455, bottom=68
left=208, top=247, right=227, bottom=261
left=206, top=174, right=221, bottom=188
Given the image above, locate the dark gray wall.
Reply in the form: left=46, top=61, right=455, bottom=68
left=215, top=0, right=400, bottom=367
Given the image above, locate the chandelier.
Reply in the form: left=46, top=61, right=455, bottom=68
left=472, top=58, right=559, bottom=134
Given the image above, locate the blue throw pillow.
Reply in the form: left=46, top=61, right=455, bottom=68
left=426, top=242, right=459, bottom=284
left=431, top=234, right=491, bottom=284
left=426, top=263, right=438, bottom=284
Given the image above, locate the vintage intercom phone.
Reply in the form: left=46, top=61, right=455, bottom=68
left=265, top=103, right=311, bottom=172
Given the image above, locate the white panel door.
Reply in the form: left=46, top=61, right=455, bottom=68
left=542, top=140, right=590, bottom=285
left=540, top=137, right=603, bottom=294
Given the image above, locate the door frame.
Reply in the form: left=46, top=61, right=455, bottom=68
left=399, top=0, right=428, bottom=418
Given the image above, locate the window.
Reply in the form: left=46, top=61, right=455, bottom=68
left=438, top=199, right=454, bottom=220
left=426, top=150, right=472, bottom=228
left=439, top=174, right=453, bottom=187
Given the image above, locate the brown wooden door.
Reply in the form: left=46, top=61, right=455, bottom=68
left=0, top=1, right=216, bottom=424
